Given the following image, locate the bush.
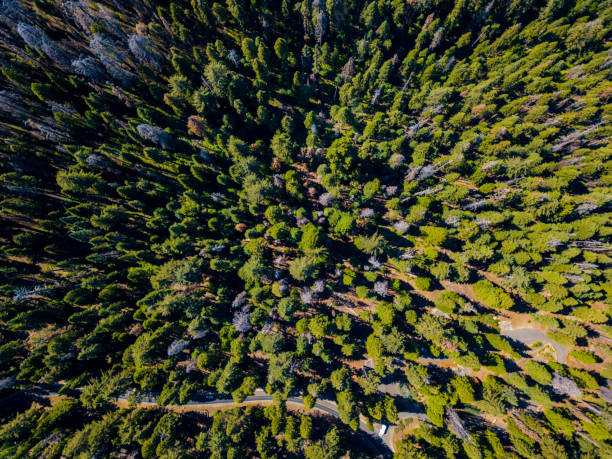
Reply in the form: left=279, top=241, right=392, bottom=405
left=342, top=270, right=356, bottom=286
left=525, top=361, right=552, bottom=386
left=485, top=334, right=518, bottom=358
left=532, top=314, right=559, bottom=328
left=483, top=353, right=507, bottom=375
left=426, top=394, right=448, bottom=427
left=450, top=376, right=475, bottom=403
left=414, top=276, right=432, bottom=291
left=289, top=256, right=317, bottom=281
left=569, top=350, right=598, bottom=364
left=421, top=226, right=448, bottom=246
left=356, top=285, right=369, bottom=299
left=572, top=306, right=608, bottom=323
left=473, top=279, right=514, bottom=309
left=435, top=291, right=463, bottom=314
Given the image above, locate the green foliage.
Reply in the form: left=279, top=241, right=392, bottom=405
left=426, top=394, right=449, bottom=427
left=434, top=291, right=464, bottom=314
left=289, top=256, right=318, bottom=281
left=299, top=223, right=326, bottom=252
left=354, top=233, right=385, bottom=255
left=421, top=226, right=448, bottom=247
left=569, top=350, right=598, bottom=364
left=2, top=1, right=611, bottom=455
left=451, top=376, right=475, bottom=403
left=414, top=276, right=432, bottom=291
left=525, top=361, right=552, bottom=386
left=473, top=280, right=514, bottom=309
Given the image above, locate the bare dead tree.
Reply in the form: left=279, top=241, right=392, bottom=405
left=0, top=0, right=30, bottom=26
left=373, top=280, right=389, bottom=297
left=136, top=124, right=174, bottom=148
left=575, top=203, right=598, bottom=215
left=341, top=57, right=355, bottom=82
left=464, top=199, right=488, bottom=211
left=429, top=27, right=445, bottom=50
left=90, top=33, right=135, bottom=85
left=314, top=9, right=327, bottom=43
left=231, top=291, right=247, bottom=309
left=0, top=90, right=28, bottom=118
left=360, top=208, right=374, bottom=218
left=446, top=407, right=472, bottom=442
left=389, top=153, right=405, bottom=169
left=300, top=288, right=314, bottom=305
left=312, top=279, right=325, bottom=293
left=167, top=338, right=190, bottom=356
left=233, top=308, right=252, bottom=333
left=128, top=33, right=160, bottom=69
left=551, top=372, right=582, bottom=398
left=319, top=192, right=334, bottom=207
left=72, top=56, right=106, bottom=81
left=445, top=216, right=460, bottom=227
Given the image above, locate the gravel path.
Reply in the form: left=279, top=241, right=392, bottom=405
left=501, top=328, right=569, bottom=363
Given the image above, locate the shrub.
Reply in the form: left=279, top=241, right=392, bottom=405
left=426, top=394, right=448, bottom=427
left=414, top=276, right=432, bottom=291
left=525, top=361, right=552, bottom=386
left=356, top=285, right=369, bottom=299
left=569, top=350, right=598, bottom=364
left=572, top=306, right=608, bottom=323
left=289, top=256, right=317, bottom=281
left=532, top=314, right=559, bottom=328
left=342, top=270, right=356, bottom=286
left=435, top=291, right=463, bottom=314
left=450, top=376, right=475, bottom=403
left=421, top=226, right=448, bottom=246
left=424, top=247, right=439, bottom=260
left=473, top=279, right=514, bottom=309
left=547, top=331, right=576, bottom=346
left=568, top=368, right=599, bottom=389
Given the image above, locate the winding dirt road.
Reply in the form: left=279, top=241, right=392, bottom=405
left=28, top=385, right=405, bottom=457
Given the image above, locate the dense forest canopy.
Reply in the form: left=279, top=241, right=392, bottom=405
left=0, top=0, right=611, bottom=457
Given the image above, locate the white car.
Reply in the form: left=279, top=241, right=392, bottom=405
left=378, top=424, right=388, bottom=437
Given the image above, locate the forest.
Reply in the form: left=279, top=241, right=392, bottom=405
left=0, top=0, right=611, bottom=457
